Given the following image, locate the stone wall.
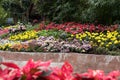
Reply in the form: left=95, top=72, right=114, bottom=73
left=0, top=51, right=120, bottom=73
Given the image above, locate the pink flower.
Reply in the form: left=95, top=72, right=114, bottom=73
left=48, top=61, right=76, bottom=80
left=0, top=29, right=9, bottom=36
left=21, top=59, right=51, bottom=80
left=103, top=70, right=120, bottom=80
left=0, top=62, right=21, bottom=80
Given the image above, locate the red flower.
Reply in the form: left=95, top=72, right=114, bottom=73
left=0, top=62, right=21, bottom=80
left=48, top=61, right=76, bottom=80
left=75, top=69, right=105, bottom=80
left=0, top=62, right=20, bottom=69
left=0, top=59, right=120, bottom=80
left=21, top=59, right=51, bottom=80
left=104, top=70, right=120, bottom=80
left=89, top=24, right=95, bottom=32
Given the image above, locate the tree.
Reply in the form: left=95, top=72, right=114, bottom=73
left=36, top=0, right=88, bottom=23
left=0, top=0, right=8, bottom=25
left=1, top=0, right=120, bottom=24
left=81, top=0, right=120, bottom=24
left=1, top=0, right=35, bottom=23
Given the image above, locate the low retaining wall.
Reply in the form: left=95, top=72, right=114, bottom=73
left=0, top=51, right=120, bottom=73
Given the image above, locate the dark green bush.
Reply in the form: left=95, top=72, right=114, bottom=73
left=88, top=46, right=109, bottom=55
left=84, top=0, right=120, bottom=25
left=1, top=0, right=120, bottom=24
left=108, top=51, right=120, bottom=55
left=0, top=1, right=8, bottom=25
left=34, top=0, right=120, bottom=24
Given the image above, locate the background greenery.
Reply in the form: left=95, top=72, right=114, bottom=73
left=0, top=0, right=120, bottom=25
left=0, top=1, right=8, bottom=26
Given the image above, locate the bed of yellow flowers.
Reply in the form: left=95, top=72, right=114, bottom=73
left=0, top=43, right=12, bottom=50
left=9, top=30, right=38, bottom=41
left=74, top=30, right=120, bottom=50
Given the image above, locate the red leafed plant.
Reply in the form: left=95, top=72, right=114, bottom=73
left=0, top=59, right=120, bottom=80
left=47, top=61, right=76, bottom=80
left=35, top=22, right=118, bottom=34
left=21, top=59, right=51, bottom=80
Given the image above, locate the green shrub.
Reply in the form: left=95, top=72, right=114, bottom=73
left=1, top=0, right=120, bottom=25
left=36, top=0, right=120, bottom=24
left=0, top=4, right=7, bottom=25
left=37, top=30, right=70, bottom=39
left=81, top=0, right=120, bottom=24
left=88, top=46, right=109, bottom=55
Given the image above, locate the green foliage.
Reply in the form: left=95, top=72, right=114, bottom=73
left=108, top=51, right=120, bottom=55
left=1, top=0, right=120, bottom=24
left=1, top=0, right=32, bottom=23
left=36, top=0, right=87, bottom=23
left=0, top=33, right=9, bottom=39
left=88, top=46, right=109, bottom=55
left=81, top=0, right=120, bottom=24
left=88, top=46, right=120, bottom=55
left=37, top=30, right=70, bottom=39
left=26, top=23, right=39, bottom=31
left=0, top=2, right=8, bottom=25
left=37, top=0, right=120, bottom=24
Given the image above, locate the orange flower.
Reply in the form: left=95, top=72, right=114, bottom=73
left=22, top=44, right=29, bottom=49
left=11, top=44, right=22, bottom=51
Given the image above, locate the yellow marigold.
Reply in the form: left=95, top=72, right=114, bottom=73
left=9, top=30, right=38, bottom=41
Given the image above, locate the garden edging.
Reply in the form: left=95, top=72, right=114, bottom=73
left=0, top=51, right=120, bottom=73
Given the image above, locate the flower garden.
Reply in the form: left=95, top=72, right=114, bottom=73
left=0, top=0, right=120, bottom=79
left=0, top=22, right=120, bottom=55
left=0, top=22, right=120, bottom=80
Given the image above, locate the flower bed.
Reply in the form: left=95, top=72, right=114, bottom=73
left=9, top=36, right=91, bottom=52
left=0, top=22, right=120, bottom=80
left=9, top=30, right=38, bottom=41
left=74, top=30, right=120, bottom=50
left=0, top=58, right=120, bottom=80
left=36, top=22, right=118, bottom=34
left=0, top=22, right=120, bottom=55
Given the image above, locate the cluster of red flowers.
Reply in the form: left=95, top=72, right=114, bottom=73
left=0, top=59, right=119, bottom=80
left=0, top=29, right=9, bottom=36
left=35, top=22, right=118, bottom=34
